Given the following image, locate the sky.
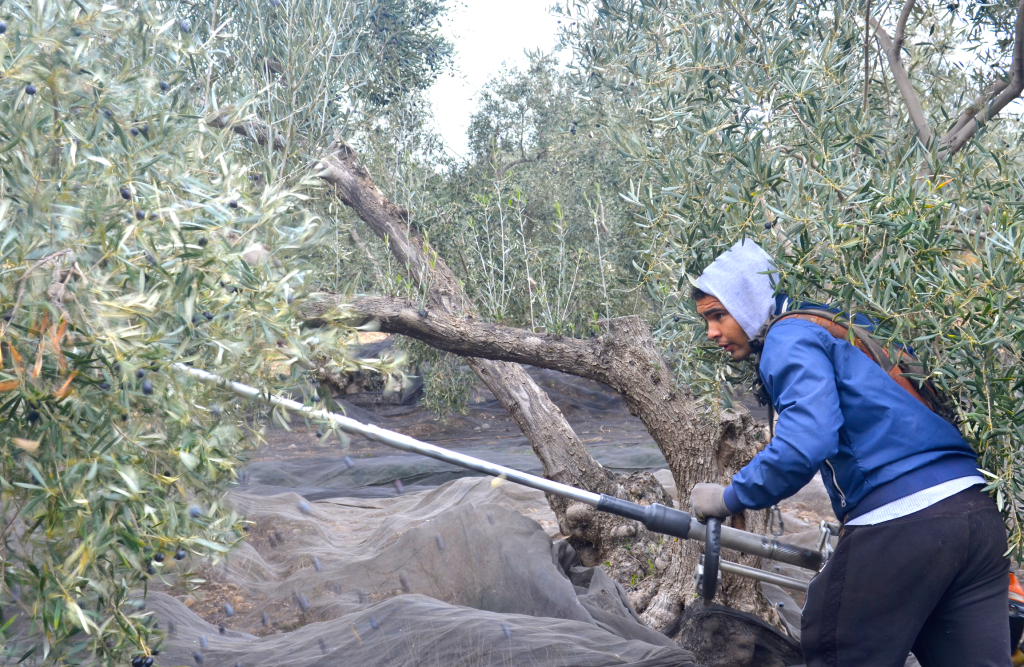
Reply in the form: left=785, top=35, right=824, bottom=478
left=426, top=0, right=564, bottom=159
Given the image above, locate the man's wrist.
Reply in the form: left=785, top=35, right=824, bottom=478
left=722, top=485, right=746, bottom=515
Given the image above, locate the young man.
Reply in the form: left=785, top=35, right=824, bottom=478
left=688, top=239, right=1009, bottom=667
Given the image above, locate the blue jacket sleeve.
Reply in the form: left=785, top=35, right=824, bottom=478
left=723, top=321, right=844, bottom=513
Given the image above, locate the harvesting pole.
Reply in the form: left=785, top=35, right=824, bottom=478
left=173, top=363, right=820, bottom=595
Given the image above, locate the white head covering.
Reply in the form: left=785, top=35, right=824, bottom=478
left=695, top=239, right=777, bottom=339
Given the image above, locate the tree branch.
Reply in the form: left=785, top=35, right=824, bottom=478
left=870, top=0, right=934, bottom=146
left=309, top=141, right=616, bottom=496
left=937, top=0, right=1024, bottom=156
left=317, top=294, right=605, bottom=381
left=206, top=112, right=288, bottom=151
left=495, top=148, right=548, bottom=178
left=941, top=81, right=1010, bottom=140
left=894, top=0, right=915, bottom=51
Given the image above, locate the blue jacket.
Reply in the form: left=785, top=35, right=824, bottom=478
left=721, top=318, right=979, bottom=521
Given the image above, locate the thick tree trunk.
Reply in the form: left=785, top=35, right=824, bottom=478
left=307, top=287, right=773, bottom=624
left=310, top=143, right=703, bottom=622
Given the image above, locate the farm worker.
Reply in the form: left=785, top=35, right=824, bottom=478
left=688, top=239, right=1009, bottom=667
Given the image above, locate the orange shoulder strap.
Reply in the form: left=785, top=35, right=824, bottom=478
left=773, top=312, right=936, bottom=412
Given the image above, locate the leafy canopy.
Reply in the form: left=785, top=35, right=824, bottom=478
left=0, top=0, right=442, bottom=663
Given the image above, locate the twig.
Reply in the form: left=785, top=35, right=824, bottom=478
left=721, top=0, right=759, bottom=45
left=863, top=0, right=873, bottom=113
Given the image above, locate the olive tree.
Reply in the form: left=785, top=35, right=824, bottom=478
left=0, top=0, right=439, bottom=663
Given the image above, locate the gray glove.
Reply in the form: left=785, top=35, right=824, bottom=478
left=690, top=483, right=733, bottom=520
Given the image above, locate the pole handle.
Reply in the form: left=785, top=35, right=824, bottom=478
left=702, top=517, right=722, bottom=605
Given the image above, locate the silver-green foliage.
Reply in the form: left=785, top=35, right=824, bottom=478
left=430, top=56, right=646, bottom=336
left=0, top=0, right=390, bottom=663
left=566, top=0, right=1024, bottom=550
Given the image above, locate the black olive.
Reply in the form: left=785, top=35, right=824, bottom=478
left=153, top=552, right=164, bottom=562
left=228, top=200, right=238, bottom=209
left=27, top=409, right=39, bottom=423
left=178, top=18, right=191, bottom=32
left=120, top=187, right=131, bottom=200
left=175, top=549, right=187, bottom=560
left=135, top=210, right=144, bottom=220
left=130, top=127, right=139, bottom=136
left=132, top=657, right=144, bottom=667
left=159, top=81, right=169, bottom=91
left=0, top=22, right=7, bottom=35
left=141, top=379, right=153, bottom=395
left=99, top=382, right=111, bottom=390
left=143, top=658, right=153, bottom=667
left=25, top=84, right=35, bottom=95
left=198, top=237, right=208, bottom=247
left=146, top=564, right=155, bottom=575
left=136, top=369, right=146, bottom=380
left=72, top=27, right=82, bottom=37
left=203, top=311, right=213, bottom=320
left=316, top=430, right=323, bottom=438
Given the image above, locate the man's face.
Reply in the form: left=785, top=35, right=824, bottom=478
left=696, top=295, right=753, bottom=361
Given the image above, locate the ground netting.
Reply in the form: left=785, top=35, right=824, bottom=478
left=9, top=366, right=827, bottom=666
left=146, top=476, right=697, bottom=667
left=155, top=367, right=819, bottom=667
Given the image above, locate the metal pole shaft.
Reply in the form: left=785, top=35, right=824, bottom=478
left=719, top=560, right=809, bottom=593
left=174, top=364, right=823, bottom=572
left=173, top=364, right=600, bottom=506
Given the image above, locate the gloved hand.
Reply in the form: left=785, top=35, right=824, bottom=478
left=690, top=483, right=733, bottom=520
